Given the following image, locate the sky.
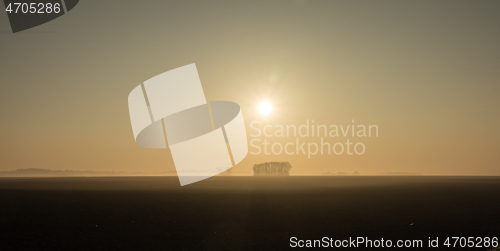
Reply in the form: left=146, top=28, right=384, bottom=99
left=0, top=0, right=499, bottom=175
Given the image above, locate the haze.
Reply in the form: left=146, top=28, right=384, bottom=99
left=0, top=0, right=499, bottom=175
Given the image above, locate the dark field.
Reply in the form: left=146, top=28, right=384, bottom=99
left=0, top=176, right=499, bottom=250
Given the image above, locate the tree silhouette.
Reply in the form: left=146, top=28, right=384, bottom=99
left=253, top=162, right=292, bottom=176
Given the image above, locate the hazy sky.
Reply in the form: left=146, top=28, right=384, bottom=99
left=0, top=0, right=499, bottom=175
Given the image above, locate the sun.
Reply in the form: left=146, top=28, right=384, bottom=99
left=259, top=101, right=272, bottom=115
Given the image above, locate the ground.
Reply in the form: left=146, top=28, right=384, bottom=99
left=0, top=176, right=499, bottom=250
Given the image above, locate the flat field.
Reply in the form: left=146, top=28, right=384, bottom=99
left=0, top=176, right=498, bottom=250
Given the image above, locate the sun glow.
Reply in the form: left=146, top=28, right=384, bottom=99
left=259, top=101, right=272, bottom=115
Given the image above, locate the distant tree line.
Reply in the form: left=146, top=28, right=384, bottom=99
left=253, top=162, right=292, bottom=176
